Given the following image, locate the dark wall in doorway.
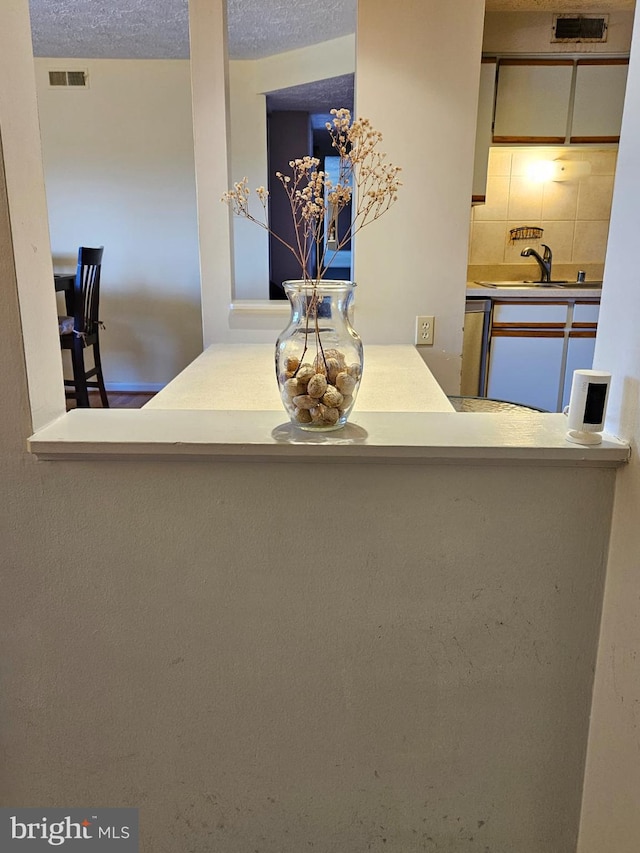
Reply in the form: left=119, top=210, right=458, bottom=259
left=267, top=111, right=311, bottom=299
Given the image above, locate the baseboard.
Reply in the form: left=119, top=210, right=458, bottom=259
left=105, top=383, right=165, bottom=393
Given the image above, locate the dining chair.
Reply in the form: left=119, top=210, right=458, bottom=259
left=58, top=245, right=109, bottom=407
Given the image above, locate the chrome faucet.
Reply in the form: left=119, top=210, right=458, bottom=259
left=521, top=244, right=552, bottom=283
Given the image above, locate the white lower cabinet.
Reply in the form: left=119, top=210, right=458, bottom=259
left=487, top=333, right=565, bottom=411
left=562, top=334, right=597, bottom=410
left=485, top=300, right=599, bottom=412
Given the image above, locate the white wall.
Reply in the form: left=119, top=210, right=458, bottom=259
left=577, top=7, right=640, bottom=851
left=35, top=58, right=202, bottom=390
left=354, top=0, right=485, bottom=394
left=228, top=59, right=270, bottom=299
left=0, top=4, right=63, bottom=429
left=483, top=11, right=634, bottom=55
left=188, top=0, right=236, bottom=352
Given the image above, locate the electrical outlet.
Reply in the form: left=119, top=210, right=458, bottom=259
left=415, top=315, right=435, bottom=345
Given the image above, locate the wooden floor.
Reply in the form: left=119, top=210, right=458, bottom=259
left=66, top=391, right=156, bottom=410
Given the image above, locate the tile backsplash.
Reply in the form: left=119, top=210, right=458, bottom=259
left=468, top=147, right=616, bottom=279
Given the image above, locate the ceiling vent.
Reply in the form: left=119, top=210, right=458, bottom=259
left=552, top=14, right=608, bottom=43
left=48, top=70, right=88, bottom=88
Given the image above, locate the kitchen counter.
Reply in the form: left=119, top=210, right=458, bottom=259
left=143, top=344, right=455, bottom=413
left=467, top=282, right=602, bottom=299
left=28, top=344, right=628, bottom=466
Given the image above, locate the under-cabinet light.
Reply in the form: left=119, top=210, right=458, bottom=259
left=527, top=159, right=592, bottom=183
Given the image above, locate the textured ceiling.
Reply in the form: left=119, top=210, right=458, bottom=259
left=266, top=74, right=354, bottom=113
left=226, top=0, right=356, bottom=60
left=28, top=0, right=635, bottom=61
left=29, top=0, right=190, bottom=59
left=28, top=0, right=356, bottom=60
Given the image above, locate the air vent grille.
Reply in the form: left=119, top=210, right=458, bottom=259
left=553, top=14, right=608, bottom=43
left=48, top=71, right=67, bottom=86
left=67, top=71, right=87, bottom=87
left=48, top=70, right=88, bottom=87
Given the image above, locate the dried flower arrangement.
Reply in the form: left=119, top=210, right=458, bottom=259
left=222, top=108, right=402, bottom=282
left=222, top=109, right=401, bottom=430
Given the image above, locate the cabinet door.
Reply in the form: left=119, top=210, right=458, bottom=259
left=472, top=58, right=497, bottom=203
left=561, top=333, right=597, bottom=410
left=462, top=308, right=489, bottom=396
left=570, top=60, right=629, bottom=143
left=493, top=301, right=568, bottom=326
left=487, top=331, right=565, bottom=411
left=572, top=301, right=600, bottom=327
left=493, top=60, right=573, bottom=143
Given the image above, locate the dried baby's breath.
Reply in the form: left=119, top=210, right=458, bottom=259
left=222, top=108, right=401, bottom=282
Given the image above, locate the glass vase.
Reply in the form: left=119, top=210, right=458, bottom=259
left=275, top=280, right=363, bottom=431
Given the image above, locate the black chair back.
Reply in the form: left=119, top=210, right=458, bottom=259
left=71, top=246, right=104, bottom=336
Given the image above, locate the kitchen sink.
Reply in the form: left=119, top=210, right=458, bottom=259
left=474, top=280, right=602, bottom=289
left=474, top=280, right=565, bottom=287
left=550, top=281, right=603, bottom=288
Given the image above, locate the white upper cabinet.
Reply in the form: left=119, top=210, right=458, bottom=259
left=490, top=57, right=629, bottom=145
left=472, top=58, right=497, bottom=202
left=570, top=59, right=629, bottom=142
left=493, top=60, right=574, bottom=143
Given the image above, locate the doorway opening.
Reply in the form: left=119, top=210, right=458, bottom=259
left=265, top=73, right=354, bottom=299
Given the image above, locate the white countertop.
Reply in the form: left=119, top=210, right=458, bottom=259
left=466, top=282, right=602, bottom=299
left=144, top=344, right=455, bottom=413
left=24, top=408, right=629, bottom=464
left=28, top=344, right=629, bottom=466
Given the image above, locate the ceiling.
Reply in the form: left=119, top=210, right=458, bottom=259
left=28, top=0, right=356, bottom=60
left=266, top=74, right=354, bottom=113
left=28, top=0, right=636, bottom=61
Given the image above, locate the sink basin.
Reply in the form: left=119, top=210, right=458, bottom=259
left=474, top=280, right=567, bottom=287
left=551, top=280, right=603, bottom=288
left=474, top=280, right=602, bottom=289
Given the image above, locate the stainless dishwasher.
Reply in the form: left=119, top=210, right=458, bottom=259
left=461, top=299, right=491, bottom=396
